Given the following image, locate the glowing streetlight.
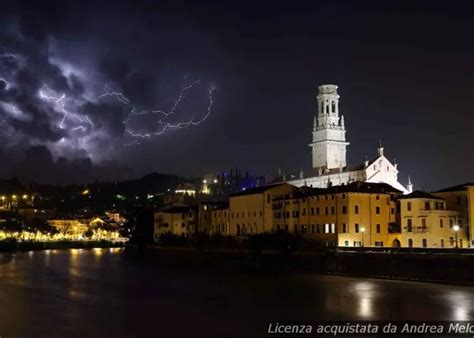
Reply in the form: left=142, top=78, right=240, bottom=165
left=361, top=227, right=366, bottom=247
left=22, top=194, right=28, bottom=199
left=453, top=224, right=460, bottom=248
left=11, top=195, right=17, bottom=200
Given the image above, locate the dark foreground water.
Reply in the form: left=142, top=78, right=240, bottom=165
left=0, top=249, right=473, bottom=338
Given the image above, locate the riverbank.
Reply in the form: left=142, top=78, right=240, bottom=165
left=127, top=245, right=474, bottom=286
left=0, top=239, right=125, bottom=252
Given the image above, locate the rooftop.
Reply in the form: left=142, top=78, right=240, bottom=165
left=398, top=190, right=444, bottom=200
left=434, top=183, right=474, bottom=193
left=229, top=183, right=292, bottom=197
left=274, top=181, right=401, bottom=200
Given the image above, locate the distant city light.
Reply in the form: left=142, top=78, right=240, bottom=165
left=82, top=189, right=90, bottom=195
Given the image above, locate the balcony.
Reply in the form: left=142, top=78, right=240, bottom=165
left=404, top=226, right=428, bottom=233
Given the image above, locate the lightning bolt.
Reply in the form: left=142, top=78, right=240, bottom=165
left=39, top=85, right=94, bottom=132
left=99, top=80, right=215, bottom=145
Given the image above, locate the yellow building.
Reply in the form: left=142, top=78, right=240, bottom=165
left=272, top=182, right=400, bottom=247
left=398, top=191, right=467, bottom=248
left=433, top=183, right=474, bottom=247
left=154, top=205, right=198, bottom=240
left=47, top=219, right=88, bottom=237
left=209, top=203, right=229, bottom=235
left=229, top=183, right=296, bottom=236
left=198, top=202, right=229, bottom=234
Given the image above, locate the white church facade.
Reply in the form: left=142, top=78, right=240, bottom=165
left=287, top=84, right=412, bottom=194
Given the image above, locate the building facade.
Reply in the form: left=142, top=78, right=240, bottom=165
left=288, top=84, right=411, bottom=194
left=272, top=182, right=400, bottom=247
left=433, top=183, right=474, bottom=246
left=228, top=183, right=296, bottom=236
left=153, top=206, right=198, bottom=240
left=398, top=191, right=467, bottom=248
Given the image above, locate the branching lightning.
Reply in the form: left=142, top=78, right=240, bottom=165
left=99, top=80, right=215, bottom=145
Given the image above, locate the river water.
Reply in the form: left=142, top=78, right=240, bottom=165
left=0, top=248, right=472, bottom=337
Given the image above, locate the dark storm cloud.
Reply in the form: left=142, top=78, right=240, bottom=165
left=10, top=145, right=131, bottom=185
left=0, top=0, right=472, bottom=189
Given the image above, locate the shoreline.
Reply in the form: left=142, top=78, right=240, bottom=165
left=124, top=245, right=474, bottom=287
left=0, top=239, right=125, bottom=252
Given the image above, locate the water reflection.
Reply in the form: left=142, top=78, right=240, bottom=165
left=93, top=248, right=103, bottom=257
left=351, top=281, right=377, bottom=319
left=443, top=291, right=472, bottom=321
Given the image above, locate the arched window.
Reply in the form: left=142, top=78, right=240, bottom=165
left=326, top=102, right=329, bottom=114
left=332, top=101, right=336, bottom=113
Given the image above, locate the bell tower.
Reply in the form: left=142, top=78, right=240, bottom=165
left=309, top=84, right=349, bottom=172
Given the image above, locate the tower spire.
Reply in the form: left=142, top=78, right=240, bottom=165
left=407, top=176, right=413, bottom=193
left=377, top=139, right=384, bottom=156
left=309, top=84, right=349, bottom=172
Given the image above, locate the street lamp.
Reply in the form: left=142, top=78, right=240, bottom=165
left=453, top=224, right=460, bottom=248
left=361, top=227, right=366, bottom=247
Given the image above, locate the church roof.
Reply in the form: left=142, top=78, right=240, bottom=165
left=398, top=190, right=443, bottom=200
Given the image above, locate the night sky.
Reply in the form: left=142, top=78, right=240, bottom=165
left=0, top=0, right=472, bottom=189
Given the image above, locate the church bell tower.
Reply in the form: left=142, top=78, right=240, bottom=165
left=309, top=84, right=349, bottom=173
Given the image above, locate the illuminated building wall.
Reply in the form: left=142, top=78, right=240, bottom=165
left=228, top=183, right=296, bottom=236
left=272, top=182, right=399, bottom=247
left=399, top=191, right=467, bottom=248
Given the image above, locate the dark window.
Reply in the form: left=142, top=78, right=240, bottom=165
left=407, top=219, right=412, bottom=232
left=355, top=205, right=359, bottom=214
left=376, top=224, right=381, bottom=233
left=317, top=224, right=320, bottom=233
left=311, top=224, right=315, bottom=234
left=408, top=239, right=413, bottom=248
left=316, top=207, right=320, bottom=215
left=355, top=223, right=360, bottom=233
left=294, top=225, right=298, bottom=233
left=407, top=202, right=412, bottom=211
left=267, top=194, right=270, bottom=203
left=342, top=223, right=347, bottom=233
left=325, top=207, right=328, bottom=215
left=376, top=206, right=380, bottom=214
left=331, top=206, right=335, bottom=215
left=440, top=218, right=444, bottom=228
left=311, top=208, right=314, bottom=215
left=422, top=239, right=427, bottom=248
left=302, top=208, right=306, bottom=216
left=425, top=202, right=430, bottom=210
left=342, top=206, right=347, bottom=214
